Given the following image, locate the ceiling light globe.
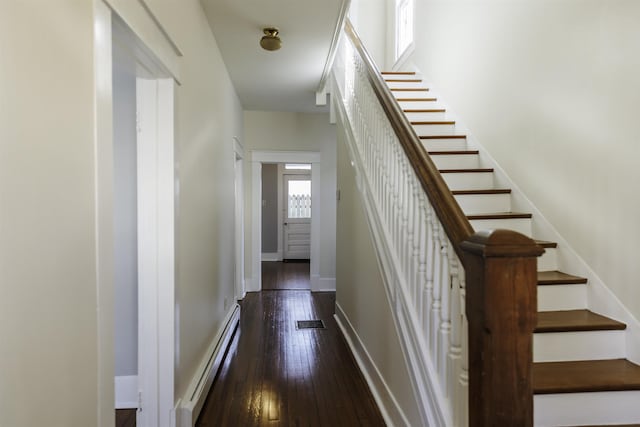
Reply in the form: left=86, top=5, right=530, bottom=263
left=260, top=27, right=281, bottom=51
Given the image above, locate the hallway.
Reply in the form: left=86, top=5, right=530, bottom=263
left=195, top=263, right=385, bottom=426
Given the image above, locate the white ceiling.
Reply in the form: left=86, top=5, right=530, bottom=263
left=201, top=0, right=344, bottom=113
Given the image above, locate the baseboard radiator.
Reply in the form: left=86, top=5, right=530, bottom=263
left=180, top=304, right=240, bottom=426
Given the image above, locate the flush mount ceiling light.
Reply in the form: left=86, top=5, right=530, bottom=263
left=260, top=27, right=282, bottom=51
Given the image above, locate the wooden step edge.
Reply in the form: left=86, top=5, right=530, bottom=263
left=537, top=270, right=588, bottom=285
left=439, top=168, right=494, bottom=173
left=467, top=212, right=532, bottom=220
left=403, top=108, right=446, bottom=113
left=535, top=309, right=626, bottom=333
left=391, top=88, right=429, bottom=92
left=411, top=121, right=455, bottom=125
left=384, top=79, right=422, bottom=83
left=381, top=71, right=416, bottom=75
left=429, top=150, right=479, bottom=155
left=420, top=135, right=466, bottom=140
left=568, top=424, right=640, bottom=427
left=533, top=359, right=640, bottom=395
left=397, top=98, right=438, bottom=102
left=535, top=239, right=558, bottom=249
left=452, top=189, right=511, bottom=195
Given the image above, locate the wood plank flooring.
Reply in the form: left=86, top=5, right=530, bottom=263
left=262, top=261, right=311, bottom=290
left=196, top=266, right=384, bottom=426
left=115, top=409, right=136, bottom=427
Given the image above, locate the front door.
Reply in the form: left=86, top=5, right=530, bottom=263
left=283, top=174, right=311, bottom=260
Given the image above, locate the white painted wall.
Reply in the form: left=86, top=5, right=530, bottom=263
left=243, top=112, right=337, bottom=288
left=0, top=0, right=243, bottom=425
left=261, top=164, right=278, bottom=253
left=0, top=2, right=98, bottom=425
left=406, top=1, right=640, bottom=321
left=113, top=40, right=138, bottom=379
left=349, top=0, right=390, bottom=69
left=335, top=123, right=422, bottom=425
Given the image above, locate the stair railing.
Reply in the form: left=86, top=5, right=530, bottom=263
left=331, top=19, right=543, bottom=426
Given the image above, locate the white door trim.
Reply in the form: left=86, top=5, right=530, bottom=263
left=136, top=78, right=176, bottom=427
left=249, top=151, right=321, bottom=292
left=234, top=137, right=246, bottom=300
left=95, top=3, right=177, bottom=426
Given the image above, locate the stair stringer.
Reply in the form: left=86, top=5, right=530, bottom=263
left=406, top=67, right=640, bottom=365
left=332, top=77, right=451, bottom=427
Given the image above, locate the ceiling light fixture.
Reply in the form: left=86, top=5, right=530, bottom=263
left=260, top=27, right=282, bottom=51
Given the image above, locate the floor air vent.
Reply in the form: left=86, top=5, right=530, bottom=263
left=296, top=320, right=325, bottom=329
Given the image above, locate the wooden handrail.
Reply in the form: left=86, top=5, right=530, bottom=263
left=344, top=19, right=474, bottom=260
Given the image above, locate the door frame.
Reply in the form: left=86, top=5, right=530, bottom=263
left=234, top=138, right=246, bottom=300
left=94, top=3, right=177, bottom=426
left=249, top=151, right=321, bottom=292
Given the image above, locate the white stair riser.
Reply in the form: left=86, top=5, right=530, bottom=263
left=392, top=90, right=431, bottom=98
left=412, top=124, right=457, bottom=135
left=385, top=80, right=424, bottom=89
left=538, top=248, right=558, bottom=272
left=441, top=172, right=494, bottom=190
left=430, top=154, right=480, bottom=169
left=534, top=391, right=640, bottom=426
left=404, top=112, right=448, bottom=122
left=398, top=100, right=440, bottom=110
left=422, top=138, right=469, bottom=151
left=534, top=330, right=626, bottom=362
left=455, top=193, right=512, bottom=214
left=469, top=217, right=532, bottom=236
left=537, top=284, right=587, bottom=311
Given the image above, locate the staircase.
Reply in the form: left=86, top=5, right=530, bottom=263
left=383, top=71, right=640, bottom=426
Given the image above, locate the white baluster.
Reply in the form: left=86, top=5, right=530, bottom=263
left=448, top=255, right=462, bottom=408
left=438, top=228, right=451, bottom=391
left=430, top=221, right=442, bottom=360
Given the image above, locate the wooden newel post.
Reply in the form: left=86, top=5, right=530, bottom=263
left=461, top=229, right=544, bottom=427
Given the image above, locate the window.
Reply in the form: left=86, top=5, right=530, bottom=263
left=396, top=0, right=414, bottom=60
left=287, top=180, right=311, bottom=219
left=284, top=163, right=311, bottom=170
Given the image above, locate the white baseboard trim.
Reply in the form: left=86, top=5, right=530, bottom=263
left=313, top=277, right=336, bottom=292
left=334, top=303, right=409, bottom=427
left=261, top=252, right=281, bottom=262
left=115, top=375, right=138, bottom=409
left=179, top=304, right=240, bottom=427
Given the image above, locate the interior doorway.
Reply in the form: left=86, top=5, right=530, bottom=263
left=250, top=151, right=321, bottom=292
left=95, top=4, right=177, bottom=427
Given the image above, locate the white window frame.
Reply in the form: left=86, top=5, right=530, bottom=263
left=395, top=0, right=414, bottom=60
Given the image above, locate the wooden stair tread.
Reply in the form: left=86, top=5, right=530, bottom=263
left=420, top=135, right=466, bottom=140
left=533, top=359, right=640, bottom=394
left=536, top=309, right=626, bottom=333
left=452, top=189, right=511, bottom=195
left=381, top=71, right=416, bottom=75
left=403, top=108, right=446, bottom=113
left=429, top=150, right=479, bottom=155
left=538, top=270, right=588, bottom=285
left=570, top=425, right=640, bottom=427
left=467, top=212, right=532, bottom=220
left=411, top=120, right=455, bottom=125
left=384, top=79, right=422, bottom=82
left=398, top=97, right=438, bottom=102
left=391, top=88, right=429, bottom=91
left=440, top=168, right=493, bottom=173
left=535, top=239, right=558, bottom=248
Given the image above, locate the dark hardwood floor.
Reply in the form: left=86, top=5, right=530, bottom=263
left=197, top=264, right=385, bottom=426
left=262, top=261, right=311, bottom=290
left=117, top=262, right=383, bottom=427
left=115, top=409, right=136, bottom=427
